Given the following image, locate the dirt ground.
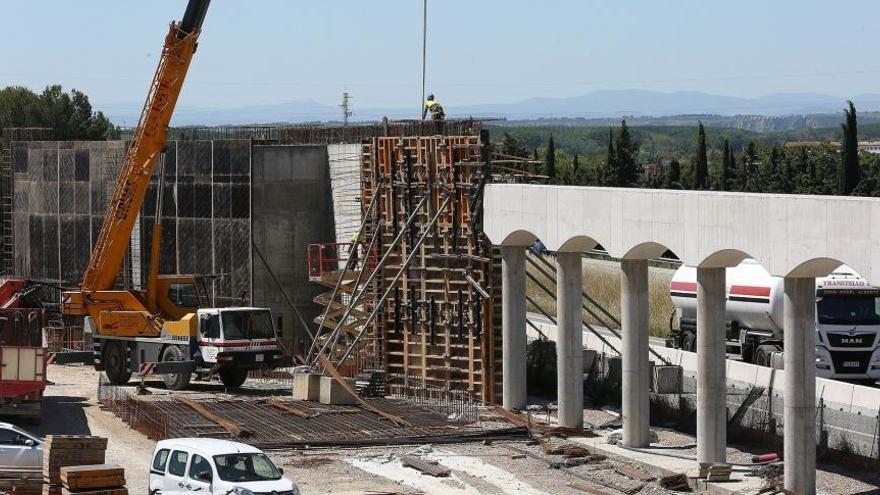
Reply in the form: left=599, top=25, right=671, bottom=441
left=29, top=364, right=880, bottom=495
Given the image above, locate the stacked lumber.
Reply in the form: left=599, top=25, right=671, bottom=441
left=59, top=465, right=126, bottom=495
left=42, top=436, right=108, bottom=495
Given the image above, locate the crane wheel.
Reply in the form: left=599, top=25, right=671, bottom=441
left=219, top=368, right=248, bottom=388
left=161, top=345, right=192, bottom=391
left=103, top=341, right=132, bottom=385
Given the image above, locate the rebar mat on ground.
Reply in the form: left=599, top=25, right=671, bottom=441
left=101, top=388, right=523, bottom=448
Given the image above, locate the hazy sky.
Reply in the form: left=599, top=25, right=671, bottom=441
left=3, top=0, right=878, bottom=112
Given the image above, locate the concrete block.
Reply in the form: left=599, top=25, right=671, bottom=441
left=319, top=376, right=358, bottom=405
left=651, top=365, right=683, bottom=394
left=292, top=372, right=321, bottom=401
left=606, top=356, right=621, bottom=385
left=583, top=349, right=597, bottom=373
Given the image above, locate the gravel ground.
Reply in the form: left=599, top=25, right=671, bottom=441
left=28, top=364, right=880, bottom=495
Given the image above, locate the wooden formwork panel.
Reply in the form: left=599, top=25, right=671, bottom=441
left=361, top=135, right=502, bottom=403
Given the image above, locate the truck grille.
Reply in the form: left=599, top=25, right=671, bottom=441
left=829, top=351, right=872, bottom=374
left=826, top=332, right=876, bottom=348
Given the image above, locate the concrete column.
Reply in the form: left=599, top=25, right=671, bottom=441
left=697, top=267, right=727, bottom=464
left=501, top=246, right=527, bottom=410
left=784, top=277, right=816, bottom=495
left=556, top=252, right=584, bottom=428
left=621, top=259, right=650, bottom=447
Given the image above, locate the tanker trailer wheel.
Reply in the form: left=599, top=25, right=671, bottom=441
left=161, top=345, right=192, bottom=391
left=682, top=332, right=696, bottom=352
left=219, top=367, right=248, bottom=388
left=754, top=344, right=778, bottom=367
left=103, top=340, right=132, bottom=385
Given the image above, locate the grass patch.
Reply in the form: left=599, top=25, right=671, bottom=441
left=526, top=257, right=674, bottom=337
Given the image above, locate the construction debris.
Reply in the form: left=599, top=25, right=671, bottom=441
left=659, top=473, right=692, bottom=491
left=399, top=455, right=451, bottom=477
left=614, top=464, right=655, bottom=482
left=699, top=462, right=733, bottom=482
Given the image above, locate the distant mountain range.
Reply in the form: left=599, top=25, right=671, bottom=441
left=96, top=89, right=880, bottom=128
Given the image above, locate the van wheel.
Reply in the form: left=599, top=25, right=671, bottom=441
left=161, top=346, right=192, bottom=391
left=103, top=341, right=132, bottom=385
left=219, top=368, right=248, bottom=388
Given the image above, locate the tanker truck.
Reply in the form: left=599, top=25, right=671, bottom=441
left=668, top=259, right=880, bottom=384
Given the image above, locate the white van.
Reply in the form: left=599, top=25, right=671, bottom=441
left=149, top=438, right=300, bottom=495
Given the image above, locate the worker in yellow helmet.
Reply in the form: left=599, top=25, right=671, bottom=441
left=421, top=93, right=446, bottom=134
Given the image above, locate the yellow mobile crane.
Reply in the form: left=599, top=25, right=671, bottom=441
left=63, top=0, right=282, bottom=390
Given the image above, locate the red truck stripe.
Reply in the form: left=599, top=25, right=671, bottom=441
left=729, top=285, right=771, bottom=297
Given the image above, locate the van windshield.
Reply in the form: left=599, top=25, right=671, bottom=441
left=213, top=453, right=282, bottom=482
left=817, top=294, right=880, bottom=325
left=221, top=310, right=275, bottom=340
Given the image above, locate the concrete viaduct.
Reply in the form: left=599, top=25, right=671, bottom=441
left=484, top=184, right=880, bottom=495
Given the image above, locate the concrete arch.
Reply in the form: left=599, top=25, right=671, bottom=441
left=698, top=249, right=753, bottom=269
left=786, top=257, right=846, bottom=278
left=621, top=241, right=673, bottom=260
left=558, top=235, right=599, bottom=253
left=500, top=229, right=538, bottom=247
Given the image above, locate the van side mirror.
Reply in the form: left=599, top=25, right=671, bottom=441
left=199, top=471, right=212, bottom=482
left=24, top=439, right=35, bottom=447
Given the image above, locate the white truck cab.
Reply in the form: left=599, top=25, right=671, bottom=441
left=150, top=438, right=299, bottom=495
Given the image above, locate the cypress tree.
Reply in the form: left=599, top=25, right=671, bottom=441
left=545, top=135, right=557, bottom=183
left=742, top=141, right=759, bottom=191
left=603, top=128, right=616, bottom=186
left=666, top=158, right=681, bottom=188
left=839, top=100, right=860, bottom=195
left=694, top=122, right=709, bottom=190
left=615, top=119, right=638, bottom=186
left=720, top=139, right=732, bottom=191
left=571, top=154, right=580, bottom=184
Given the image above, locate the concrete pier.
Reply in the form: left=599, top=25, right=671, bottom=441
left=784, top=277, right=817, bottom=495
left=556, top=252, right=584, bottom=428
left=502, top=246, right=527, bottom=410
left=696, top=267, right=727, bottom=464
left=621, top=258, right=650, bottom=446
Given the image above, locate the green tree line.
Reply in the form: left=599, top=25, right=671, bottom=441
left=501, top=101, right=880, bottom=197
left=0, top=85, right=117, bottom=141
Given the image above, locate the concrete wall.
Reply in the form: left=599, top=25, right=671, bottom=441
left=327, top=144, right=361, bottom=247
left=251, top=145, right=335, bottom=353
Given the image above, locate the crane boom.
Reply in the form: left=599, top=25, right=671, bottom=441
left=81, top=0, right=210, bottom=291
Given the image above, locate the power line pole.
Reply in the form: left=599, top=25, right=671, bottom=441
left=340, top=92, right=352, bottom=127
left=420, top=0, right=427, bottom=119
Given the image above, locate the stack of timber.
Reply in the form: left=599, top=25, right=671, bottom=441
left=59, top=465, right=126, bottom=495
left=42, top=436, right=107, bottom=495
left=360, top=133, right=502, bottom=402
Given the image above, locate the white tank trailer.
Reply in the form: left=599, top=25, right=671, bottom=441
left=669, top=259, right=880, bottom=384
